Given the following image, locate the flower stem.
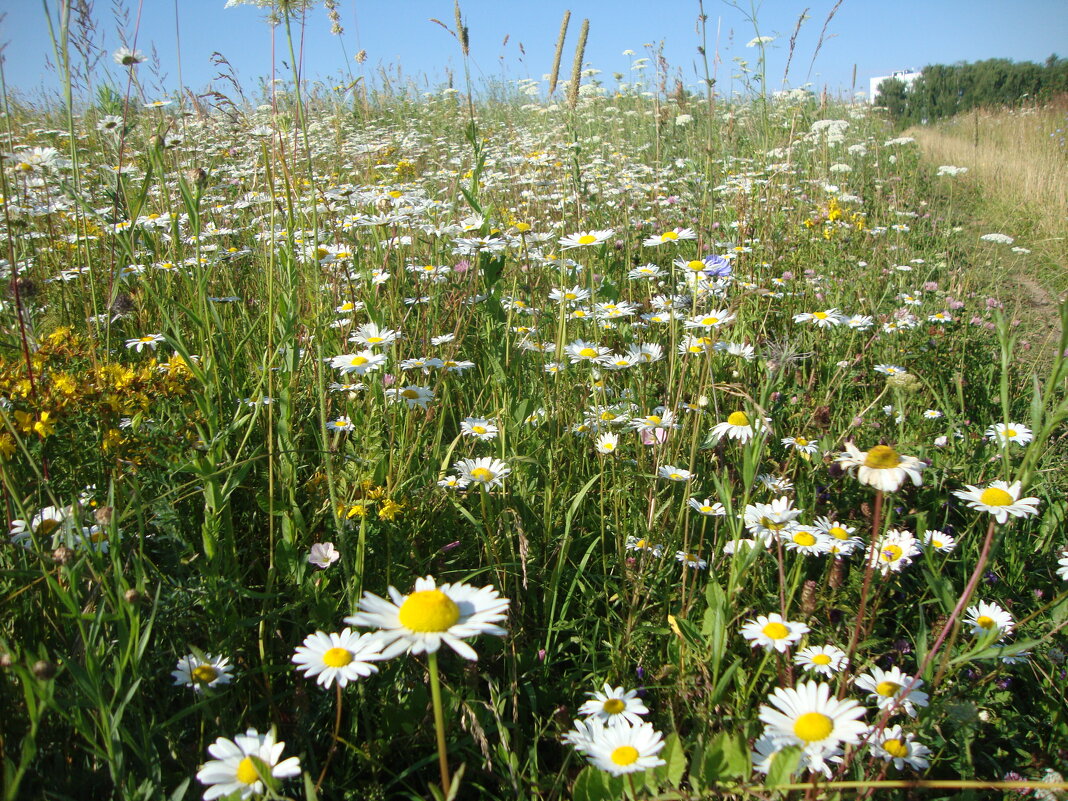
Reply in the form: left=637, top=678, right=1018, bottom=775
left=427, top=651, right=451, bottom=792
left=840, top=489, right=883, bottom=695
left=315, top=682, right=343, bottom=792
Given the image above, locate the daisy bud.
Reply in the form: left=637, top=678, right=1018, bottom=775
left=33, top=660, right=57, bottom=680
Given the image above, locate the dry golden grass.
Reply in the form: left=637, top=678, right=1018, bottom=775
left=908, top=99, right=1068, bottom=244
left=908, top=99, right=1068, bottom=355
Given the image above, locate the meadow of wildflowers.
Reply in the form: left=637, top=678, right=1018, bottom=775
left=2, top=6, right=1068, bottom=801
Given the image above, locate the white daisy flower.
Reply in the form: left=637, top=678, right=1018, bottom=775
left=871, top=528, right=920, bottom=574
left=578, top=718, right=666, bottom=776
left=625, top=536, right=663, bottom=557
left=922, top=529, right=956, bottom=553
left=794, top=645, right=849, bottom=677
left=854, top=666, right=928, bottom=718
left=460, top=417, right=499, bottom=441
left=871, top=725, right=931, bottom=771
left=758, top=681, right=867, bottom=770
left=964, top=601, right=1014, bottom=639
left=710, top=410, right=765, bottom=444
left=172, top=653, right=234, bottom=692
left=837, top=443, right=924, bottom=492
left=291, top=628, right=384, bottom=688
left=453, top=456, right=510, bottom=489
left=985, top=422, right=1033, bottom=446
left=952, top=480, right=1040, bottom=524
left=688, top=497, right=725, bottom=516
left=559, top=229, right=614, bottom=249
left=345, top=576, right=509, bottom=661
left=1057, top=548, right=1068, bottom=581
left=658, top=465, right=694, bottom=482
left=676, top=551, right=709, bottom=570
left=579, top=683, right=650, bottom=726
left=793, top=309, right=845, bottom=328
left=196, top=728, right=301, bottom=801
left=594, top=432, right=619, bottom=454
left=745, top=497, right=801, bottom=539
left=329, top=351, right=387, bottom=376
left=740, top=613, right=809, bottom=653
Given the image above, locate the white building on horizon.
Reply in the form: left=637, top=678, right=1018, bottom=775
left=868, top=69, right=922, bottom=104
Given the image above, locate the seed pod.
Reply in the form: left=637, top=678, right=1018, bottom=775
left=33, top=659, right=57, bottom=680
left=800, top=579, right=818, bottom=615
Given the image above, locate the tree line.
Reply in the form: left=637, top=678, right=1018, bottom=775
left=875, top=55, right=1068, bottom=125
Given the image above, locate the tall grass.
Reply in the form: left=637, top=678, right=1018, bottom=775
left=1, top=7, right=1068, bottom=801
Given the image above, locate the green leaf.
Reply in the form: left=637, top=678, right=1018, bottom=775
left=572, top=766, right=623, bottom=801
left=653, top=732, right=686, bottom=788
left=764, top=745, right=802, bottom=788
left=699, top=731, right=750, bottom=786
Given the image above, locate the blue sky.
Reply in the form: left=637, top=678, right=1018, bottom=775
left=2, top=0, right=1067, bottom=103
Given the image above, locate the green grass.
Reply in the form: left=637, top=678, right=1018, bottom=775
left=1, top=36, right=1068, bottom=801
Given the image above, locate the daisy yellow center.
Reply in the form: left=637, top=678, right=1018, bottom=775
left=472, top=425, right=487, bottom=434
left=828, top=527, right=848, bottom=540
left=701, top=316, right=720, bottom=325
left=366, top=336, right=384, bottom=344
left=882, top=544, right=904, bottom=561
left=864, top=445, right=901, bottom=469
left=976, top=615, right=996, bottom=629
left=760, top=517, right=788, bottom=531
left=470, top=467, right=494, bottom=482
left=564, top=292, right=577, bottom=300
left=793, top=712, right=833, bottom=743
left=687, top=260, right=704, bottom=271
left=670, top=472, right=683, bottom=479
left=398, top=589, right=461, bottom=632
left=191, top=665, right=218, bottom=684
left=37, top=519, right=61, bottom=535
left=876, top=680, right=901, bottom=697
left=813, top=311, right=828, bottom=319
left=762, top=622, right=789, bottom=639
left=610, top=745, right=640, bottom=766
left=661, top=231, right=678, bottom=240
left=1004, top=429, right=1017, bottom=438
left=579, top=348, right=598, bottom=358
left=932, top=538, right=944, bottom=548
left=322, top=647, right=353, bottom=667
left=811, top=653, right=832, bottom=665
left=602, top=443, right=615, bottom=451
left=795, top=437, right=809, bottom=446
left=578, top=234, right=597, bottom=245
left=236, top=757, right=260, bottom=785
left=603, top=698, right=626, bottom=714
left=352, top=356, right=368, bottom=366
left=401, top=389, right=420, bottom=399
left=793, top=531, right=817, bottom=547
left=883, top=738, right=909, bottom=758
left=727, top=411, right=749, bottom=427
left=700, top=505, right=713, bottom=512
left=978, top=487, right=1013, bottom=507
